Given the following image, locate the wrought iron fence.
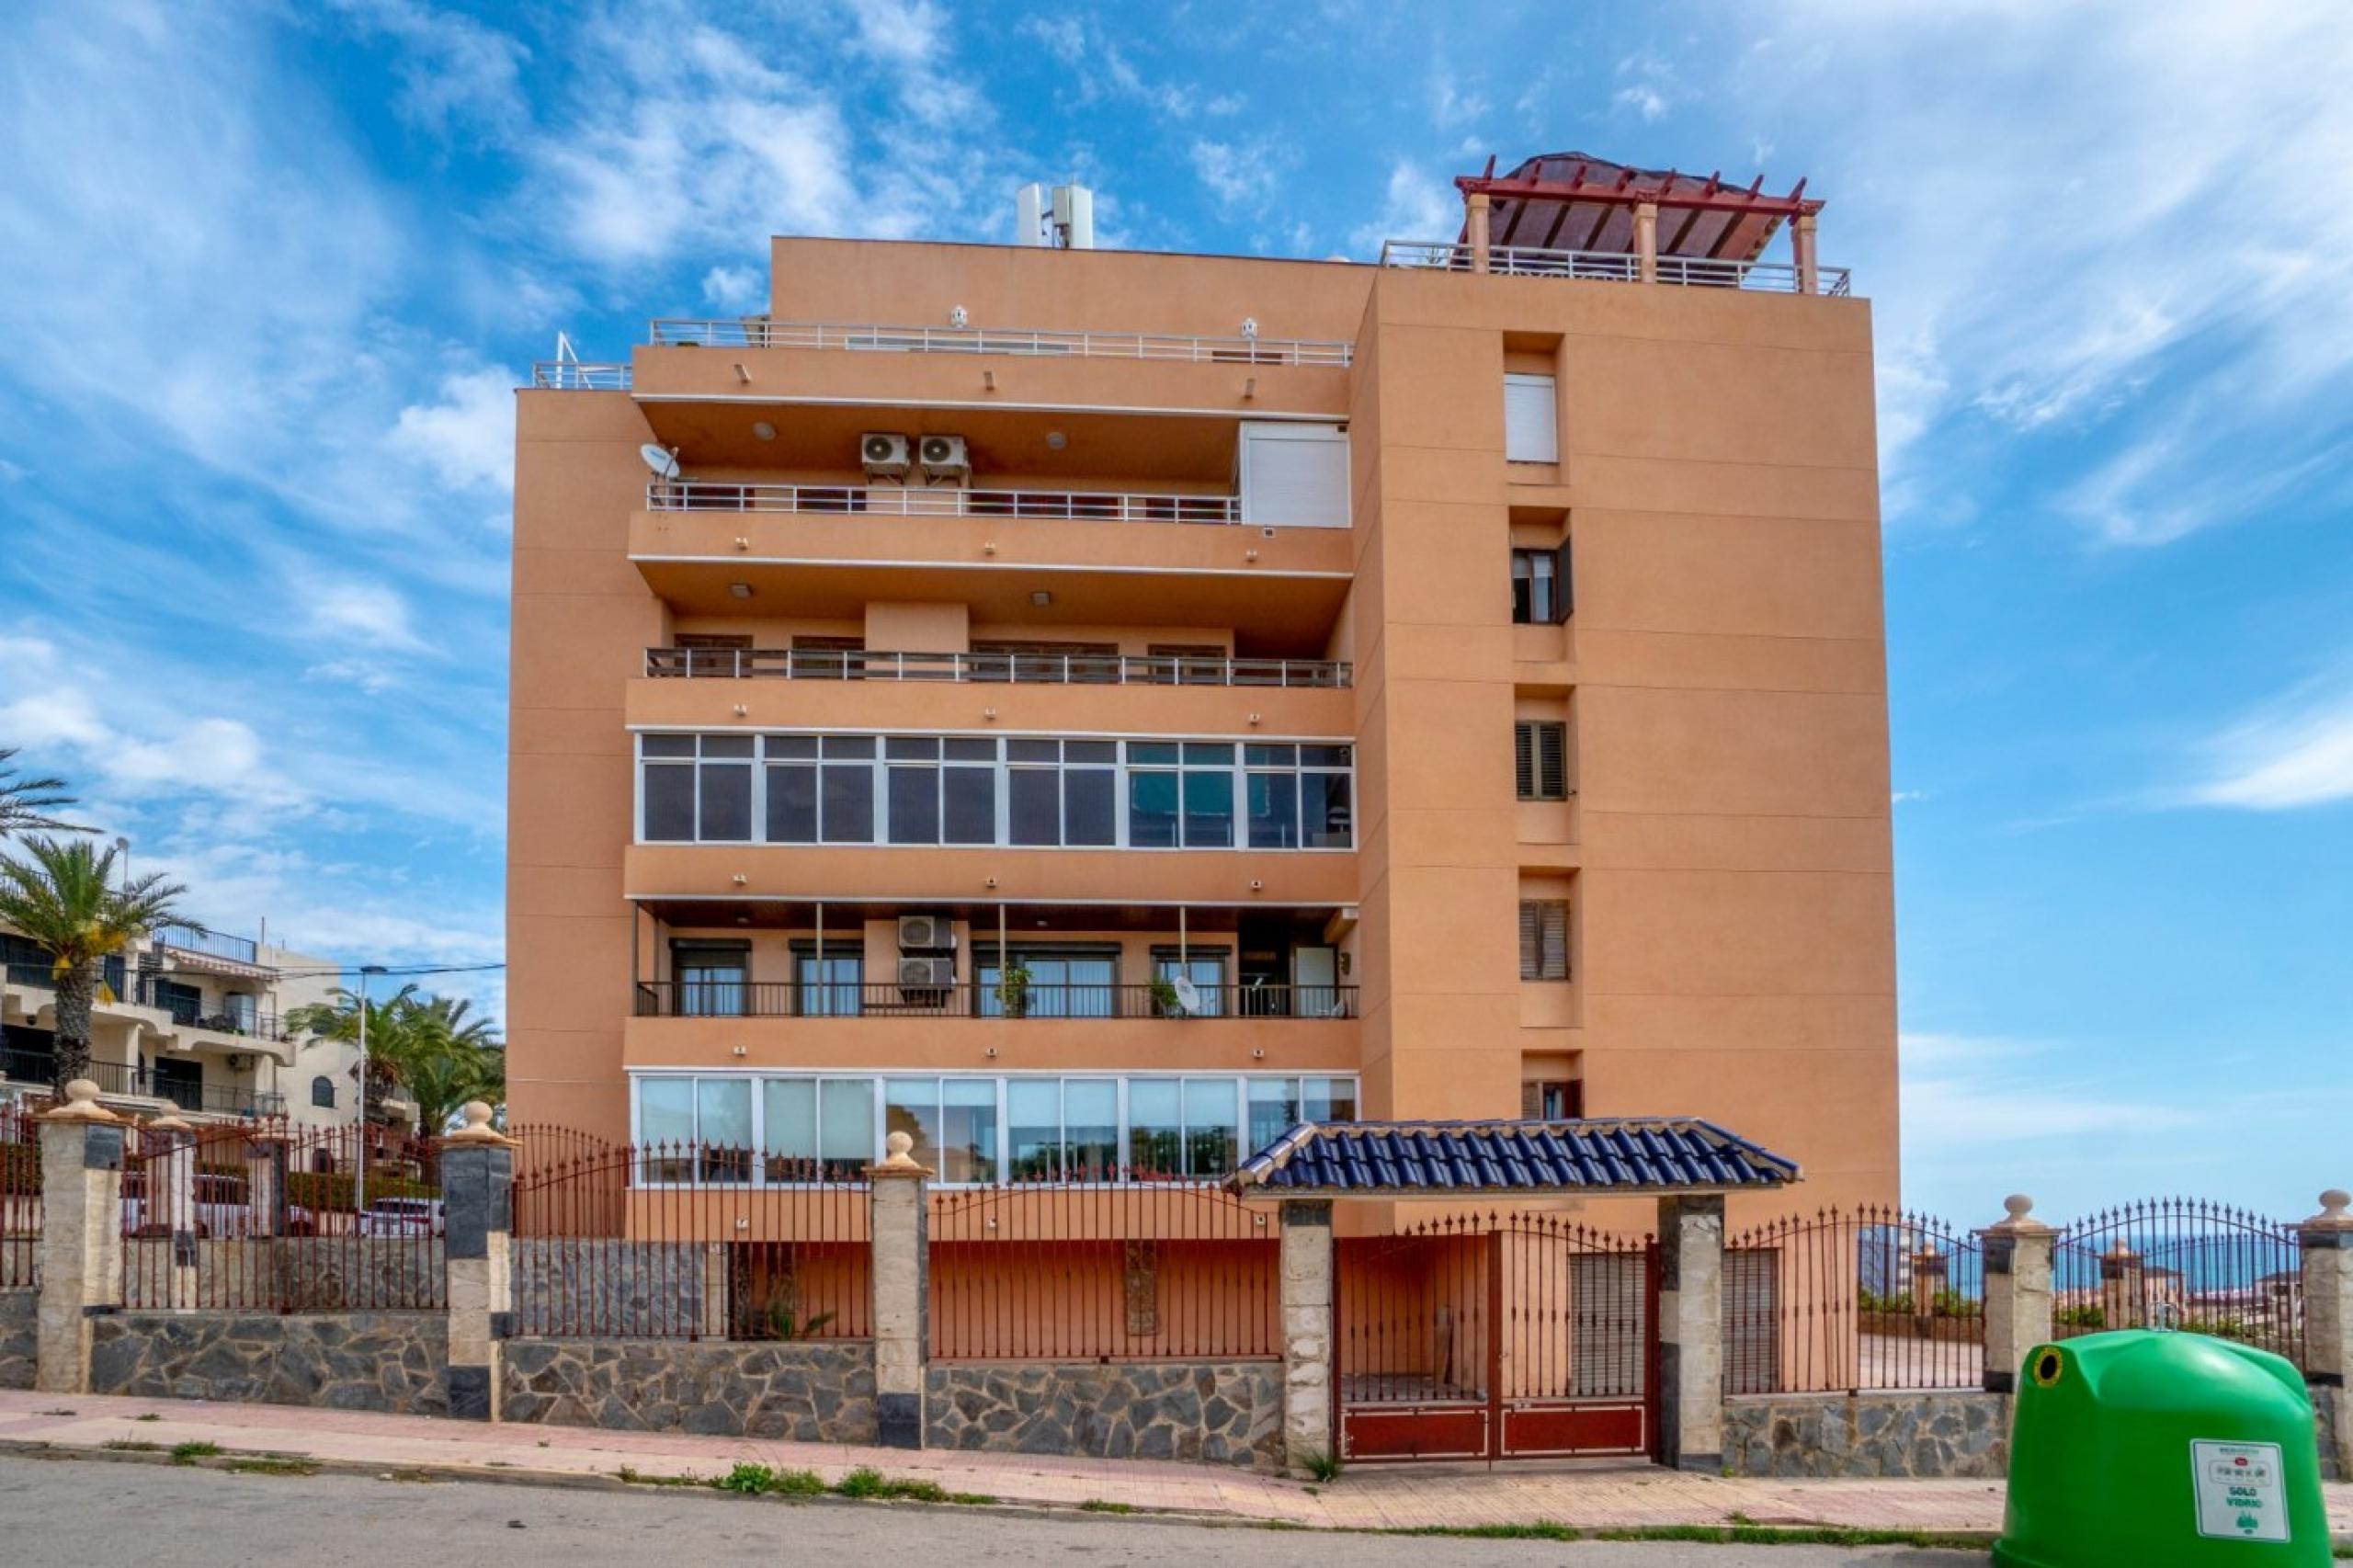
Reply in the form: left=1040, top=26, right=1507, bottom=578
left=119, top=1123, right=445, bottom=1312
left=508, top=1142, right=871, bottom=1341
left=1723, top=1207, right=1985, bottom=1394
left=1, top=1103, right=36, bottom=1288
left=928, top=1176, right=1278, bottom=1361
left=2053, top=1199, right=2302, bottom=1366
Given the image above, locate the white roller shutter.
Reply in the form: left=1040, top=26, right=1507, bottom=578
left=1239, top=423, right=1349, bottom=528
left=1504, top=373, right=1559, bottom=463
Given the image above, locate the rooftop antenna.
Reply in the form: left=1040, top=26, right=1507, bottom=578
left=1017, top=182, right=1095, bottom=249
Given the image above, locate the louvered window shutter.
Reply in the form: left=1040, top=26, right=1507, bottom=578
left=1552, top=540, right=1574, bottom=623
left=1540, top=900, right=1570, bottom=979
left=1538, top=724, right=1565, bottom=800
left=1519, top=899, right=1570, bottom=980
left=1518, top=900, right=1541, bottom=979
left=1514, top=722, right=1535, bottom=798
left=1520, top=1080, right=1544, bottom=1118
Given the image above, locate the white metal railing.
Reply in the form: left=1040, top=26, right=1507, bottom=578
left=644, top=647, right=1352, bottom=687
left=1378, top=241, right=1852, bottom=297
left=647, top=317, right=1355, bottom=367
left=530, top=360, right=632, bottom=390
left=645, top=480, right=1243, bottom=525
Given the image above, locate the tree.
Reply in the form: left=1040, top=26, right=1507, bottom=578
left=288, top=984, right=505, bottom=1133
left=0, top=748, right=93, bottom=839
left=0, top=837, right=192, bottom=1085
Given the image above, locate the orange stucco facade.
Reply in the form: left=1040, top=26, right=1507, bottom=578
left=506, top=233, right=1896, bottom=1221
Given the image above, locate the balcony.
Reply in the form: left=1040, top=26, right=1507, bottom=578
left=0, top=1049, right=284, bottom=1119
left=151, top=925, right=260, bottom=964
left=1378, top=241, right=1852, bottom=297
left=646, top=317, right=1353, bottom=367
left=647, top=480, right=1245, bottom=527
left=643, top=647, right=1349, bottom=688
left=634, top=980, right=1355, bottom=1020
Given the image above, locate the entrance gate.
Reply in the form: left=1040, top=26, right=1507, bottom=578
left=1335, top=1213, right=1656, bottom=1462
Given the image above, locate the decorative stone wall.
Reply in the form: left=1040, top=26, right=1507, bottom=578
left=87, top=1312, right=447, bottom=1415
left=926, top=1360, right=1283, bottom=1469
left=500, top=1338, right=875, bottom=1442
left=0, top=1290, right=33, bottom=1390
left=2313, top=1384, right=2343, bottom=1482
left=1724, top=1391, right=2010, bottom=1478
left=510, top=1242, right=708, bottom=1338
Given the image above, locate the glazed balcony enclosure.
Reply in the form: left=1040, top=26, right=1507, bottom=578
left=623, top=898, right=1361, bottom=1079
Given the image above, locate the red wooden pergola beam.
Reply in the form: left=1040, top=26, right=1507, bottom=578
left=1453, top=173, right=1824, bottom=218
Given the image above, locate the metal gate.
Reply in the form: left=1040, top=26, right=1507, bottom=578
left=1335, top=1214, right=1655, bottom=1462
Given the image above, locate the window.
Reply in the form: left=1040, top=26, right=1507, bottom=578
left=792, top=949, right=862, bottom=1017
left=1152, top=949, right=1227, bottom=1017
left=1519, top=899, right=1571, bottom=981
left=977, top=950, right=1117, bottom=1018
left=673, top=941, right=749, bottom=1017
left=1238, top=422, right=1350, bottom=528
left=1516, top=721, right=1568, bottom=801
left=311, top=1074, right=335, bottom=1109
left=1504, top=373, right=1559, bottom=462
left=1511, top=543, right=1572, bottom=624
left=1522, top=1078, right=1585, bottom=1119
left=641, top=732, right=1356, bottom=851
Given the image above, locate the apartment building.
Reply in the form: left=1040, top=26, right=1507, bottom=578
left=507, top=153, right=1896, bottom=1217
left=0, top=923, right=366, bottom=1129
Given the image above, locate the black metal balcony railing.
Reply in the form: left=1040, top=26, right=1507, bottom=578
left=633, top=981, right=1358, bottom=1021
left=644, top=647, right=1352, bottom=688
left=0, top=1050, right=284, bottom=1119
left=152, top=924, right=262, bottom=965
left=132, top=979, right=292, bottom=1042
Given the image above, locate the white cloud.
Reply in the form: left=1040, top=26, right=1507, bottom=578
left=1612, top=85, right=1667, bottom=121
left=1189, top=139, right=1286, bottom=212
left=700, top=264, right=763, bottom=309
left=844, top=0, right=945, bottom=65
left=2182, top=679, right=2353, bottom=810
left=1349, top=160, right=1459, bottom=255
left=303, top=577, right=429, bottom=653
left=1901, top=1030, right=2193, bottom=1152
left=389, top=365, right=516, bottom=493
left=324, top=0, right=528, bottom=133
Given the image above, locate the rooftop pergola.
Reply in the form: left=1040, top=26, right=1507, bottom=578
left=1450, top=152, right=1828, bottom=293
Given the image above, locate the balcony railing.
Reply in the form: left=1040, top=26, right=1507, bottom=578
left=648, top=318, right=1354, bottom=367
left=530, top=361, right=631, bottom=390
left=645, top=646, right=1352, bottom=688
left=645, top=479, right=1244, bottom=525
left=0, top=1050, right=283, bottom=1118
left=1378, top=240, right=1853, bottom=297
left=153, top=925, right=260, bottom=964
left=634, top=981, right=1358, bottom=1020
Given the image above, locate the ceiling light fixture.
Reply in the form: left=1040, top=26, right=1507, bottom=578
left=1030, top=589, right=1052, bottom=607
left=729, top=582, right=754, bottom=598
left=1045, top=431, right=1067, bottom=449
left=751, top=420, right=777, bottom=440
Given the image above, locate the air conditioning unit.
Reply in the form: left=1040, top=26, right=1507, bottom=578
left=861, top=432, right=912, bottom=479
left=917, top=433, right=971, bottom=482
left=897, top=915, right=956, bottom=952
left=897, top=956, right=956, bottom=992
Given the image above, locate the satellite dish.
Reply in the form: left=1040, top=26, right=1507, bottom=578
left=1171, top=975, right=1202, bottom=1016
left=639, top=443, right=681, bottom=480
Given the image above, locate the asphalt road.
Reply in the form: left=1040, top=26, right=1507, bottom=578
left=0, top=1454, right=1986, bottom=1566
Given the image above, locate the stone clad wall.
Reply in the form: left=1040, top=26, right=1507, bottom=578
left=500, top=1338, right=875, bottom=1442
left=926, top=1360, right=1283, bottom=1469
left=1724, top=1391, right=2011, bottom=1478
left=2313, top=1385, right=2343, bottom=1482
left=120, top=1240, right=446, bottom=1312
left=87, top=1312, right=447, bottom=1415
left=0, top=1290, right=33, bottom=1390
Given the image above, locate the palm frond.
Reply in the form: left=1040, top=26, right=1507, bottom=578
left=0, top=747, right=96, bottom=836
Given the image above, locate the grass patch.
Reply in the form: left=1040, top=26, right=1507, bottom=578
left=227, top=1458, right=320, bottom=1477
left=615, top=1466, right=710, bottom=1488
left=384, top=1470, right=446, bottom=1484
left=1078, top=1500, right=1135, bottom=1515
left=947, top=1493, right=995, bottom=1506
left=169, top=1441, right=222, bottom=1466
left=831, top=1467, right=949, bottom=1503
left=101, top=1440, right=160, bottom=1453
left=1297, top=1448, right=1343, bottom=1484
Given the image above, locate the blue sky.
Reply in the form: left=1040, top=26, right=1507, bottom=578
left=2, top=0, right=2347, bottom=1222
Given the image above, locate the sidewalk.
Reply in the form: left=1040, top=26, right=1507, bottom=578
left=2, top=1391, right=2347, bottom=1538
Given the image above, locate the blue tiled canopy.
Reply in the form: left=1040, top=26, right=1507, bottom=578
left=1223, top=1119, right=1800, bottom=1198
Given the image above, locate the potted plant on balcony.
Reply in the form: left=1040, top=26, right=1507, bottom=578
left=995, top=963, right=1033, bottom=1019
left=1150, top=974, right=1184, bottom=1018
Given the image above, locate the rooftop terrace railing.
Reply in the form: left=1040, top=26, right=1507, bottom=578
left=646, top=318, right=1356, bottom=367
left=644, top=646, right=1351, bottom=688
left=153, top=925, right=260, bottom=965
left=645, top=479, right=1245, bottom=525
left=530, top=361, right=631, bottom=390
left=1378, top=240, right=1853, bottom=297
left=634, top=980, right=1358, bottom=1021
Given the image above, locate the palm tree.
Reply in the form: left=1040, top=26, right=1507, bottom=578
left=287, top=983, right=421, bottom=1130
left=288, top=986, right=504, bottom=1133
left=0, top=837, right=193, bottom=1086
left=0, top=749, right=93, bottom=838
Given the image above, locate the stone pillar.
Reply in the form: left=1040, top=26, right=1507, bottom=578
left=35, top=1082, right=125, bottom=1394
left=244, top=1132, right=287, bottom=1238
left=1278, top=1198, right=1335, bottom=1476
left=1634, top=200, right=1660, bottom=283
left=1465, top=191, right=1492, bottom=274
left=2299, top=1190, right=2352, bottom=1474
left=1792, top=212, right=1820, bottom=295
left=1655, top=1194, right=1724, bottom=1471
left=867, top=1130, right=930, bottom=1449
left=1910, top=1241, right=1947, bottom=1329
left=2100, top=1242, right=2144, bottom=1329
left=440, top=1102, right=517, bottom=1422
left=146, top=1114, right=199, bottom=1312
left=1979, top=1194, right=2055, bottom=1393
left=701, top=1243, right=730, bottom=1339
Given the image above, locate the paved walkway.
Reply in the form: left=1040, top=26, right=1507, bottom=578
left=2, top=1391, right=2347, bottom=1538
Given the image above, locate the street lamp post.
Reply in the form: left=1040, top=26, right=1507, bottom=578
left=354, top=963, right=389, bottom=1224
